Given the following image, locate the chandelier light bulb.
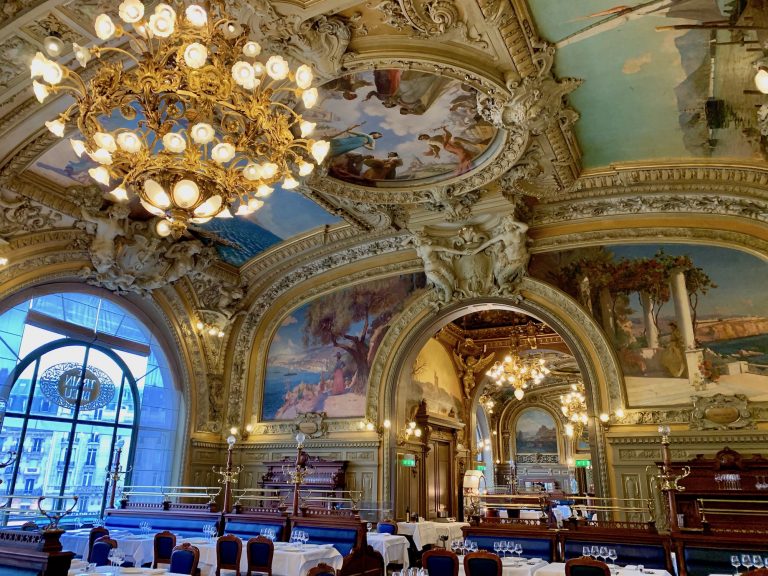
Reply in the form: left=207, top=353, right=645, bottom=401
left=282, top=176, right=299, bottom=190
left=94, top=132, right=117, bottom=152
left=514, top=388, right=525, bottom=400
left=302, top=87, right=319, bottom=109
left=298, top=161, right=314, bottom=176
left=172, top=179, right=201, bottom=208
left=32, top=80, right=50, bottom=103
left=143, top=179, right=171, bottom=208
left=259, top=162, right=278, bottom=179
left=154, top=3, right=176, bottom=21
left=294, top=64, right=313, bottom=89
left=71, top=43, right=91, bottom=68
left=243, top=163, right=262, bottom=181
left=30, top=52, right=48, bottom=78
left=565, top=424, right=574, bottom=437
left=756, top=67, right=768, bottom=94
left=88, top=166, right=110, bottom=186
left=45, top=119, right=65, bottom=137
left=140, top=199, right=165, bottom=217
left=148, top=12, right=175, bottom=37
left=256, top=183, right=273, bottom=197
left=252, top=62, right=265, bottom=77
left=231, top=61, right=255, bottom=88
left=194, top=194, right=222, bottom=217
left=110, top=187, right=129, bottom=201
left=310, top=139, right=330, bottom=163
left=44, top=35, right=65, bottom=57
left=265, top=55, right=289, bottom=80
left=615, top=408, right=625, bottom=418
left=185, top=4, right=207, bottom=27
left=116, top=131, right=142, bottom=153
left=70, top=139, right=87, bottom=158
left=162, top=132, right=186, bottom=153
left=133, top=23, right=149, bottom=38
left=190, top=123, right=215, bottom=145
left=41, top=61, right=63, bottom=85
left=183, top=43, right=208, bottom=69
left=222, top=21, right=243, bottom=39
left=300, top=120, right=316, bottom=138
left=211, top=142, right=236, bottom=163
left=88, top=148, right=113, bottom=165
left=94, top=14, right=117, bottom=40
left=235, top=204, right=254, bottom=216
left=415, top=429, right=422, bottom=438
left=118, top=0, right=144, bottom=23
left=247, top=198, right=264, bottom=211
left=243, top=41, right=261, bottom=57
left=155, top=219, right=172, bottom=237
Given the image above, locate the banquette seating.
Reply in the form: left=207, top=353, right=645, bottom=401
left=290, top=517, right=364, bottom=557
left=560, top=531, right=672, bottom=572
left=674, top=533, right=768, bottom=576
left=223, top=513, right=288, bottom=541
left=104, top=509, right=221, bottom=538
left=461, top=526, right=558, bottom=562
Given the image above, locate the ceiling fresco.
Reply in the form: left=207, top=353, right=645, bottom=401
left=528, top=0, right=764, bottom=167
left=305, top=69, right=499, bottom=187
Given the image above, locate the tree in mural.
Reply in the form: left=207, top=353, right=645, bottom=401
left=303, top=275, right=415, bottom=393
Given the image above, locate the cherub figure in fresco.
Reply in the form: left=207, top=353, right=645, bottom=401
left=323, top=75, right=373, bottom=100
left=363, top=69, right=402, bottom=105
left=418, top=127, right=492, bottom=174
left=361, top=152, right=403, bottom=180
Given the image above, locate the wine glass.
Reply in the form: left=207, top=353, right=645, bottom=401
left=742, top=554, right=753, bottom=572
left=107, top=549, right=116, bottom=571
left=367, top=522, right=373, bottom=532
left=493, top=542, right=501, bottom=557
left=591, top=546, right=599, bottom=559
left=730, top=555, right=741, bottom=576
left=609, top=549, right=618, bottom=566
left=600, top=547, right=609, bottom=563
left=515, top=543, right=523, bottom=560
left=583, top=546, right=591, bottom=558
left=753, top=556, right=764, bottom=570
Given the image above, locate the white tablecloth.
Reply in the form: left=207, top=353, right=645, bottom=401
left=181, top=538, right=343, bottom=576
left=68, top=563, right=188, bottom=576
left=397, top=521, right=438, bottom=549
left=367, top=533, right=409, bottom=568
left=434, top=521, right=470, bottom=542
left=459, top=557, right=548, bottom=576
left=61, top=530, right=154, bottom=567
left=534, top=563, right=672, bottom=576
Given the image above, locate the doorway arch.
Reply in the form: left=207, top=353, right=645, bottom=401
left=369, top=276, right=623, bottom=508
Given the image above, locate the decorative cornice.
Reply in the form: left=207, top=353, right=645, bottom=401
left=607, top=433, right=768, bottom=445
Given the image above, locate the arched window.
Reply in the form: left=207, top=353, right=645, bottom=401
left=0, top=292, right=181, bottom=523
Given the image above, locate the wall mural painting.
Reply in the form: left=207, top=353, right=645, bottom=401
left=515, top=408, right=558, bottom=455
left=526, top=1, right=765, bottom=167
left=531, top=244, right=768, bottom=407
left=306, top=69, right=498, bottom=186
left=406, top=338, right=463, bottom=418
left=262, top=273, right=426, bottom=421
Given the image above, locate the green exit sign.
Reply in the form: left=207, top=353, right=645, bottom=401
left=476, top=464, right=486, bottom=471
left=575, top=459, right=591, bottom=468
left=401, top=457, right=416, bottom=467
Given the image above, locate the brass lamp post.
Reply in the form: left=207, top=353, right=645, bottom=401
left=107, top=439, right=131, bottom=509
left=652, top=425, right=690, bottom=531
left=284, top=432, right=313, bottom=516
left=213, top=434, right=242, bottom=513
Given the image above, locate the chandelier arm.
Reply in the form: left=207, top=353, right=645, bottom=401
left=97, top=46, right=142, bottom=65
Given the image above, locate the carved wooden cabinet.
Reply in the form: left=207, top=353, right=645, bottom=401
left=260, top=457, right=347, bottom=502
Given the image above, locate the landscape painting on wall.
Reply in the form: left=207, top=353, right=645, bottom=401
left=305, top=69, right=498, bottom=187
left=262, top=273, right=426, bottom=420
left=531, top=244, right=768, bottom=407
left=406, top=338, right=463, bottom=418
left=515, top=408, right=558, bottom=454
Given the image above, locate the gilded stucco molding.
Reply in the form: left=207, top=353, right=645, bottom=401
left=608, top=433, right=768, bottom=445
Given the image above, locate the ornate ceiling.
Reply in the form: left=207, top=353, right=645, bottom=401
left=1, top=0, right=768, bottom=435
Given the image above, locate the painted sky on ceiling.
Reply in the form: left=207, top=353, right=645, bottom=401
left=528, top=0, right=763, bottom=167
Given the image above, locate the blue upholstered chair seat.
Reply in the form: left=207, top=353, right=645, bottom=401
left=564, top=542, right=666, bottom=570
left=248, top=540, right=272, bottom=566
left=297, top=526, right=358, bottom=556
left=105, top=515, right=213, bottom=538
left=377, top=522, right=397, bottom=535
left=225, top=520, right=284, bottom=540
left=218, top=539, right=241, bottom=563
left=170, top=549, right=197, bottom=574
left=425, top=555, right=458, bottom=573
left=684, top=546, right=768, bottom=576
left=90, top=541, right=113, bottom=566
left=463, top=534, right=555, bottom=561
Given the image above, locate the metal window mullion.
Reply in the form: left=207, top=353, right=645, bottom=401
left=101, top=372, right=127, bottom=515
left=59, top=346, right=91, bottom=499
left=5, top=357, right=42, bottom=503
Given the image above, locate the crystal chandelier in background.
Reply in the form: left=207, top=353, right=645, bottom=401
left=31, top=0, right=329, bottom=238
left=560, top=382, right=588, bottom=437
left=486, top=343, right=549, bottom=401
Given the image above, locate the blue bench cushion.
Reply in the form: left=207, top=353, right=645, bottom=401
left=296, top=525, right=359, bottom=556
left=104, top=514, right=213, bottom=538
left=684, top=546, right=768, bottom=576
left=564, top=542, right=666, bottom=570
left=225, top=520, right=284, bottom=541
left=464, top=533, right=555, bottom=561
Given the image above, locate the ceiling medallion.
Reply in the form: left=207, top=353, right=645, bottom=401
left=486, top=341, right=549, bottom=401
left=30, top=0, right=329, bottom=238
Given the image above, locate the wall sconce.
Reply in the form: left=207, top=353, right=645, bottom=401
left=229, top=425, right=254, bottom=441
left=196, top=319, right=225, bottom=338
left=598, top=408, right=625, bottom=429
left=397, top=421, right=422, bottom=445
left=755, top=60, right=768, bottom=94
left=357, top=418, right=390, bottom=436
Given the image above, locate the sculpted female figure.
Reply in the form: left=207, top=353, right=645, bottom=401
left=406, top=231, right=467, bottom=303
left=473, top=214, right=530, bottom=291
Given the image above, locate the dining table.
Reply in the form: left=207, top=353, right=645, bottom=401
left=180, top=537, right=344, bottom=576
left=366, top=532, right=410, bottom=569
left=433, top=521, right=470, bottom=542
left=61, top=528, right=154, bottom=567
left=458, top=556, right=548, bottom=576
left=67, top=559, right=188, bottom=576
left=396, top=521, right=438, bottom=550
left=534, top=562, right=673, bottom=576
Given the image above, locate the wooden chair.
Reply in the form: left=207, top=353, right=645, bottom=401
left=217, top=534, right=243, bottom=576
left=750, top=570, right=768, bottom=576
left=245, top=535, right=274, bottom=576
left=463, top=550, right=501, bottom=576
left=153, top=530, right=176, bottom=568
left=307, top=563, right=337, bottom=576
left=87, top=526, right=109, bottom=563
left=338, top=545, right=384, bottom=576
left=170, top=543, right=201, bottom=576
left=90, top=536, right=117, bottom=567
left=565, top=557, right=611, bottom=576
left=422, top=548, right=459, bottom=576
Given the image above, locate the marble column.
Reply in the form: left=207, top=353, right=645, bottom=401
left=669, top=268, right=703, bottom=383
left=639, top=291, right=659, bottom=348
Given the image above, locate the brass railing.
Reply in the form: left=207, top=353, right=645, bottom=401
left=298, top=489, right=363, bottom=511
left=120, top=485, right=222, bottom=505
left=232, top=488, right=287, bottom=509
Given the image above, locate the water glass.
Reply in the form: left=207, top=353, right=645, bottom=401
left=731, top=554, right=741, bottom=575
left=515, top=543, right=523, bottom=559
left=367, top=522, right=373, bottom=532
left=583, top=546, right=591, bottom=558
left=493, top=542, right=501, bottom=557
left=753, top=556, right=764, bottom=570
left=609, top=549, right=617, bottom=565
left=591, top=546, right=599, bottom=559
left=742, top=555, right=753, bottom=571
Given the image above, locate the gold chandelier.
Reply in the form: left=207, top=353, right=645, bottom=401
left=486, top=345, right=549, bottom=401
left=560, top=382, right=588, bottom=437
left=30, top=0, right=329, bottom=238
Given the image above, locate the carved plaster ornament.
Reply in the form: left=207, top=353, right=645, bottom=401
left=407, top=215, right=530, bottom=304
left=294, top=411, right=328, bottom=439
left=229, top=0, right=354, bottom=79
left=423, top=188, right=481, bottom=222
left=201, top=373, right=225, bottom=434
left=0, top=189, right=62, bottom=235
left=691, top=394, right=753, bottom=431
left=453, top=345, right=495, bottom=397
